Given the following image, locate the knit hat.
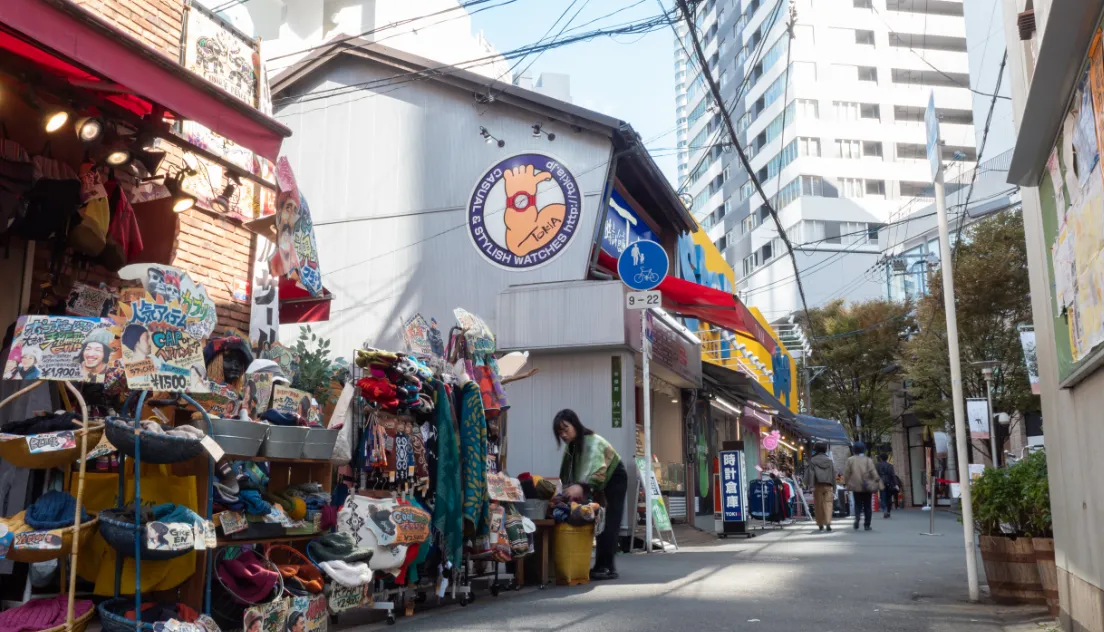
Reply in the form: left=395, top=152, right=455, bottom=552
left=25, top=491, right=90, bottom=530
left=267, top=492, right=307, bottom=522
left=278, top=563, right=324, bottom=595
left=216, top=549, right=278, bottom=604
left=307, top=533, right=373, bottom=564
left=317, top=560, right=372, bottom=588
left=83, top=328, right=115, bottom=348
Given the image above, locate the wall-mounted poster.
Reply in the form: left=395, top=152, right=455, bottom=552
left=65, top=282, right=118, bottom=318
left=271, top=158, right=322, bottom=297
left=5, top=316, right=118, bottom=383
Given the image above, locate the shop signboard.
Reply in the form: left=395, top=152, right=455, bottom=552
left=719, top=450, right=745, bottom=522
left=465, top=153, right=583, bottom=271
left=635, top=456, right=672, bottom=531
left=966, top=398, right=990, bottom=440
left=611, top=356, right=622, bottom=428
left=630, top=311, right=702, bottom=388
left=601, top=189, right=657, bottom=258
left=182, top=4, right=258, bottom=107
left=5, top=316, right=119, bottom=383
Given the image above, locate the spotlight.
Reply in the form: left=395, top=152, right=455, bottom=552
left=164, top=174, right=195, bottom=213
left=103, top=144, right=132, bottom=166
left=532, top=124, right=542, bottom=138
left=212, top=182, right=237, bottom=213
left=131, top=148, right=166, bottom=174
left=74, top=117, right=104, bottom=143
left=45, top=111, right=69, bottom=133
left=479, top=126, right=505, bottom=148
left=532, top=123, right=556, bottom=141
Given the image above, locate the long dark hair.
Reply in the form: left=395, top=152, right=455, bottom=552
left=552, top=409, right=594, bottom=450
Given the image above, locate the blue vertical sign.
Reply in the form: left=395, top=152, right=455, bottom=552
left=720, top=450, right=744, bottom=522
left=602, top=190, right=657, bottom=258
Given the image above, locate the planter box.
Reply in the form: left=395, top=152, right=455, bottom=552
left=1032, top=537, right=1059, bottom=616
left=979, top=535, right=1046, bottom=605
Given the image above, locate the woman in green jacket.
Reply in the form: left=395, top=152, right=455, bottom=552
left=554, top=409, right=627, bottom=580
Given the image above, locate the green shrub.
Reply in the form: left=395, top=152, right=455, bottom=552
left=970, top=450, right=1050, bottom=537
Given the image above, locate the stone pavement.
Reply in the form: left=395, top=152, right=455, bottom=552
left=343, top=510, right=1056, bottom=631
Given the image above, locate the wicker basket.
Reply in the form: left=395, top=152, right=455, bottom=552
left=38, top=603, right=95, bottom=632
left=265, top=544, right=324, bottom=596
left=105, top=416, right=206, bottom=464
left=0, top=383, right=105, bottom=470
left=97, top=508, right=193, bottom=561
left=3, top=517, right=99, bottom=564
left=97, top=598, right=196, bottom=632
left=212, top=547, right=285, bottom=631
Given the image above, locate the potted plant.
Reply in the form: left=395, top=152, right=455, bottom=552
left=971, top=462, right=1045, bottom=605
left=1018, top=450, right=1057, bottom=615
left=291, top=326, right=337, bottom=419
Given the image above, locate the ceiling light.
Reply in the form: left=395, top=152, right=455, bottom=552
left=74, top=117, right=104, bottom=143
left=532, top=124, right=542, bottom=138
left=132, top=148, right=166, bottom=174
left=45, top=111, right=69, bottom=133
left=104, top=147, right=132, bottom=166
left=480, top=126, right=505, bottom=148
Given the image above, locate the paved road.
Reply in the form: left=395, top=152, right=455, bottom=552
left=342, top=510, right=1052, bottom=631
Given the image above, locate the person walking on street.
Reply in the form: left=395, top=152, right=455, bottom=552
left=843, top=442, right=881, bottom=531
left=803, top=442, right=837, bottom=532
left=876, top=454, right=897, bottom=519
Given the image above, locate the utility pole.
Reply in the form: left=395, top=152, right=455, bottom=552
left=928, top=93, right=980, bottom=602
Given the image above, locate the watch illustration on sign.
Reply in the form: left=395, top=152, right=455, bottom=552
left=467, top=154, right=582, bottom=270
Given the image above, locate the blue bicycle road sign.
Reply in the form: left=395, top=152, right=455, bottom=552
left=617, top=239, right=669, bottom=291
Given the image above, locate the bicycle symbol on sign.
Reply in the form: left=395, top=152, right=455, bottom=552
left=633, top=269, right=661, bottom=285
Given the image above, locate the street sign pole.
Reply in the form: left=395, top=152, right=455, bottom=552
left=928, top=91, right=980, bottom=601
left=642, top=311, right=653, bottom=553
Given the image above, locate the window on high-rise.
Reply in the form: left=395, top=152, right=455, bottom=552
left=862, top=141, right=883, bottom=158
left=737, top=112, right=751, bottom=133
left=799, top=137, right=821, bottom=156
left=865, top=180, right=886, bottom=196
left=854, top=0, right=872, bottom=8
left=720, top=69, right=729, bottom=87
left=796, top=99, right=819, bottom=119
left=740, top=180, right=755, bottom=201
left=834, top=100, right=860, bottom=121
left=860, top=103, right=881, bottom=120
left=858, top=66, right=878, bottom=81
left=836, top=139, right=861, bottom=159
left=736, top=45, right=749, bottom=67
left=801, top=175, right=823, bottom=197
left=839, top=177, right=864, bottom=198
left=855, top=30, right=875, bottom=46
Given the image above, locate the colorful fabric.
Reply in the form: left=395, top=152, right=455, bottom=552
left=0, top=596, right=93, bottom=632
left=459, top=382, right=488, bottom=537
left=559, top=434, right=622, bottom=491
left=472, top=363, right=509, bottom=416
left=432, top=381, right=463, bottom=565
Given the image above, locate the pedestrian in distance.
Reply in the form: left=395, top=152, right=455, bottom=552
left=876, top=454, right=898, bottom=519
left=803, top=441, right=836, bottom=532
left=554, top=409, right=627, bottom=581
left=843, top=441, right=882, bottom=531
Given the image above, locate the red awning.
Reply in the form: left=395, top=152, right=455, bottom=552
left=596, top=250, right=777, bottom=354
left=0, top=0, right=290, bottom=160
left=279, top=277, right=333, bottom=324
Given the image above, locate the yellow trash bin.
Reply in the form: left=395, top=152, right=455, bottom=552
left=552, top=523, right=595, bottom=586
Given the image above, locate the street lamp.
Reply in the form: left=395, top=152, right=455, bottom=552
left=971, top=360, right=1001, bottom=467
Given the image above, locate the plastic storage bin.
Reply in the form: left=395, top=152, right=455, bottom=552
left=552, top=523, right=594, bottom=586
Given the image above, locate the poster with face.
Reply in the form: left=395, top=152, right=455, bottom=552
left=190, top=381, right=242, bottom=417
left=243, top=373, right=275, bottom=417
left=65, top=282, right=119, bottom=318
left=244, top=598, right=288, bottom=632
left=272, top=385, right=315, bottom=420
left=286, top=596, right=327, bottom=632
left=262, top=342, right=298, bottom=378
left=271, top=158, right=322, bottom=297
left=117, top=305, right=208, bottom=393
left=6, top=316, right=119, bottom=383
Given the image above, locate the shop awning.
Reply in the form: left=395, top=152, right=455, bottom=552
left=0, top=0, right=291, bottom=160
left=596, top=250, right=775, bottom=353
left=279, top=278, right=333, bottom=324
left=794, top=414, right=850, bottom=444
left=702, top=362, right=795, bottom=423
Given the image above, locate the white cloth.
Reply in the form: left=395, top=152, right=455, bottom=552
left=328, top=381, right=355, bottom=465
left=318, top=560, right=372, bottom=588
left=338, top=496, right=408, bottom=570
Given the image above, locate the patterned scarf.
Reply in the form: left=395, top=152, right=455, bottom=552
left=459, top=382, right=489, bottom=536
left=431, top=381, right=463, bottom=565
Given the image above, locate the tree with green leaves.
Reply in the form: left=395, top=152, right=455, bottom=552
left=900, top=210, right=1036, bottom=461
left=799, top=299, right=915, bottom=444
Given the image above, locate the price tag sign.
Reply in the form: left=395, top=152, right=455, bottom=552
left=199, top=436, right=225, bottom=461
left=217, top=511, right=247, bottom=535
left=13, top=531, right=63, bottom=551
left=263, top=504, right=292, bottom=526
left=26, top=431, right=77, bottom=454
left=147, top=522, right=195, bottom=552
left=626, top=290, right=661, bottom=310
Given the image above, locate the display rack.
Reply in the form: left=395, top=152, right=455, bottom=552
left=0, top=380, right=98, bottom=632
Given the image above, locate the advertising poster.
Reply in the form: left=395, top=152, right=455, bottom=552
left=966, top=398, right=990, bottom=440
left=250, top=249, right=280, bottom=349
left=182, top=5, right=258, bottom=106
left=190, top=382, right=242, bottom=418
left=272, top=385, right=314, bottom=419
left=244, top=373, right=275, bottom=417
left=262, top=342, right=298, bottom=378
left=244, top=598, right=288, bottom=632
left=146, top=522, right=195, bottom=552
left=634, top=456, right=672, bottom=531
left=26, top=431, right=76, bottom=454
left=287, top=595, right=328, bottom=632
left=1019, top=330, right=1041, bottom=395
left=401, top=314, right=434, bottom=356
left=5, top=316, right=118, bottom=383
left=65, top=282, right=118, bottom=318
left=119, top=264, right=218, bottom=341
left=271, top=158, right=322, bottom=297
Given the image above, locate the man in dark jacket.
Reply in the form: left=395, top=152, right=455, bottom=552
left=876, top=454, right=897, bottom=519
left=803, top=442, right=836, bottom=532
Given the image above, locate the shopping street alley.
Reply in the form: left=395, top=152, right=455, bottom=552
left=346, top=510, right=1054, bottom=632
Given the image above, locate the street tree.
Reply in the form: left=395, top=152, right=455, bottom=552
left=901, top=210, right=1036, bottom=460
left=800, top=298, right=915, bottom=444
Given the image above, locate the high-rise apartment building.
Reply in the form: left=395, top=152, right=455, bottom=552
left=673, top=0, right=977, bottom=321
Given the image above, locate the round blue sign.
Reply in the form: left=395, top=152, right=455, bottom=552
left=617, top=239, right=669, bottom=291
left=466, top=153, right=582, bottom=270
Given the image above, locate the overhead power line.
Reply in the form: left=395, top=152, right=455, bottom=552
left=673, top=0, right=816, bottom=342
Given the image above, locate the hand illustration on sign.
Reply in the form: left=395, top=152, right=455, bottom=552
left=503, top=165, right=565, bottom=257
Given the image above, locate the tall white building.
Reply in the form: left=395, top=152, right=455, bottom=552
left=673, top=0, right=977, bottom=321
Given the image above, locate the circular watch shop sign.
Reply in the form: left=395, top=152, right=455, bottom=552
left=467, top=153, right=582, bottom=270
